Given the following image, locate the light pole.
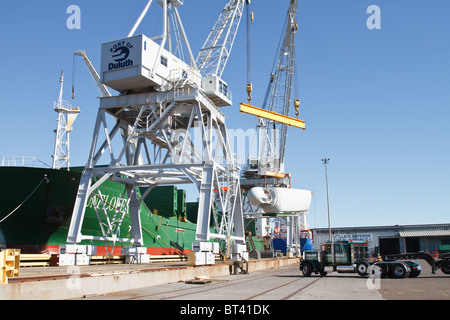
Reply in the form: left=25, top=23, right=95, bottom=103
left=321, top=158, right=332, bottom=241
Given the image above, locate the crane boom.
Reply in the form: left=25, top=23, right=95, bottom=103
left=262, top=0, right=298, bottom=174
left=196, top=0, right=246, bottom=78
left=244, top=0, right=300, bottom=178
left=241, top=1, right=312, bottom=259
left=73, top=50, right=112, bottom=98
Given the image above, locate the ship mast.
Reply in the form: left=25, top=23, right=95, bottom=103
left=52, top=71, right=80, bottom=171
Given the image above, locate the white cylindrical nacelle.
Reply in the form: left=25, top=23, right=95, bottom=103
left=247, top=187, right=312, bottom=213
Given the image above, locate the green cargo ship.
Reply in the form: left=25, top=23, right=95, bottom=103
left=0, top=166, right=196, bottom=255
left=0, top=165, right=262, bottom=256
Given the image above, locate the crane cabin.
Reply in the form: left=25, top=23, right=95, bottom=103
left=100, top=34, right=232, bottom=107
left=100, top=34, right=201, bottom=93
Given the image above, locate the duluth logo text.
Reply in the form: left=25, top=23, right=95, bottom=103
left=108, top=41, right=134, bottom=71
left=108, top=59, right=133, bottom=70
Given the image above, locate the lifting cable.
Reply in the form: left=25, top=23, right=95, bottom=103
left=261, top=13, right=287, bottom=111
left=72, top=53, right=78, bottom=99
left=292, top=33, right=300, bottom=119
left=246, top=0, right=253, bottom=103
left=0, top=175, right=48, bottom=224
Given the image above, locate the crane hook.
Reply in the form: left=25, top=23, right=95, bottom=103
left=294, top=99, right=300, bottom=119
left=247, top=83, right=253, bottom=104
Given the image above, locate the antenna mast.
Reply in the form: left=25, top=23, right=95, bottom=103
left=52, top=71, right=80, bottom=171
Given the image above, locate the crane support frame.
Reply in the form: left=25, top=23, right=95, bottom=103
left=67, top=0, right=251, bottom=266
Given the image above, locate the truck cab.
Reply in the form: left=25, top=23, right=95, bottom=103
left=300, top=240, right=370, bottom=277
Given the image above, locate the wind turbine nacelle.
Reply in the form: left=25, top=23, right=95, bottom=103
left=247, top=187, right=311, bottom=214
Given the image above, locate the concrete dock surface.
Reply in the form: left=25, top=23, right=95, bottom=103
left=1, top=258, right=449, bottom=301
left=1, top=257, right=296, bottom=300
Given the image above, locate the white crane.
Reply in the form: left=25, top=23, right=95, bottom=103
left=67, top=0, right=249, bottom=267
left=243, top=0, right=302, bottom=182
left=73, top=50, right=111, bottom=98
left=196, top=0, right=246, bottom=78
left=240, top=0, right=312, bottom=257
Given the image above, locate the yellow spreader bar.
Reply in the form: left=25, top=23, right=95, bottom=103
left=240, top=103, right=305, bottom=130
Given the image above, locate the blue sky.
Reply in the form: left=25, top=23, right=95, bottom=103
left=0, top=1, right=449, bottom=229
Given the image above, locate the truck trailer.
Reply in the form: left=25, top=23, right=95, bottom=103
left=300, top=240, right=423, bottom=279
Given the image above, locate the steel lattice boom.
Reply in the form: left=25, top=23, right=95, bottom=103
left=196, top=0, right=245, bottom=78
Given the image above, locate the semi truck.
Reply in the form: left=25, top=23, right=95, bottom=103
left=300, top=240, right=422, bottom=279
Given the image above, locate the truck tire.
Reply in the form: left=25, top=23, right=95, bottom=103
left=356, top=261, right=370, bottom=276
left=441, top=266, right=450, bottom=275
left=301, top=262, right=313, bottom=277
left=408, top=268, right=421, bottom=278
left=391, top=263, right=408, bottom=279
left=372, top=263, right=388, bottom=278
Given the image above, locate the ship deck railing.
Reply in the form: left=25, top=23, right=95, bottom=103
left=0, top=156, right=51, bottom=168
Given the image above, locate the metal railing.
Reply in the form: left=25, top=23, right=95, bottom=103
left=0, top=156, right=51, bottom=168
left=54, top=100, right=72, bottom=111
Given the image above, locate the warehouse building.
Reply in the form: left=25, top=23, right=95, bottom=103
left=311, top=223, right=450, bottom=256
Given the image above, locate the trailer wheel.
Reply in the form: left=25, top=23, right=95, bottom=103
left=356, top=262, right=370, bottom=276
left=379, top=264, right=388, bottom=278
left=441, top=266, right=450, bottom=274
left=391, top=264, right=408, bottom=279
left=301, top=262, right=313, bottom=277
left=372, top=263, right=388, bottom=278
left=409, top=269, right=421, bottom=278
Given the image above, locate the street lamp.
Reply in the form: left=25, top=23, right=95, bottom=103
left=321, top=158, right=332, bottom=241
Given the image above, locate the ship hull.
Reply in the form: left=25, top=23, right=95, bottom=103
left=0, top=167, right=198, bottom=255
left=0, top=167, right=264, bottom=256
